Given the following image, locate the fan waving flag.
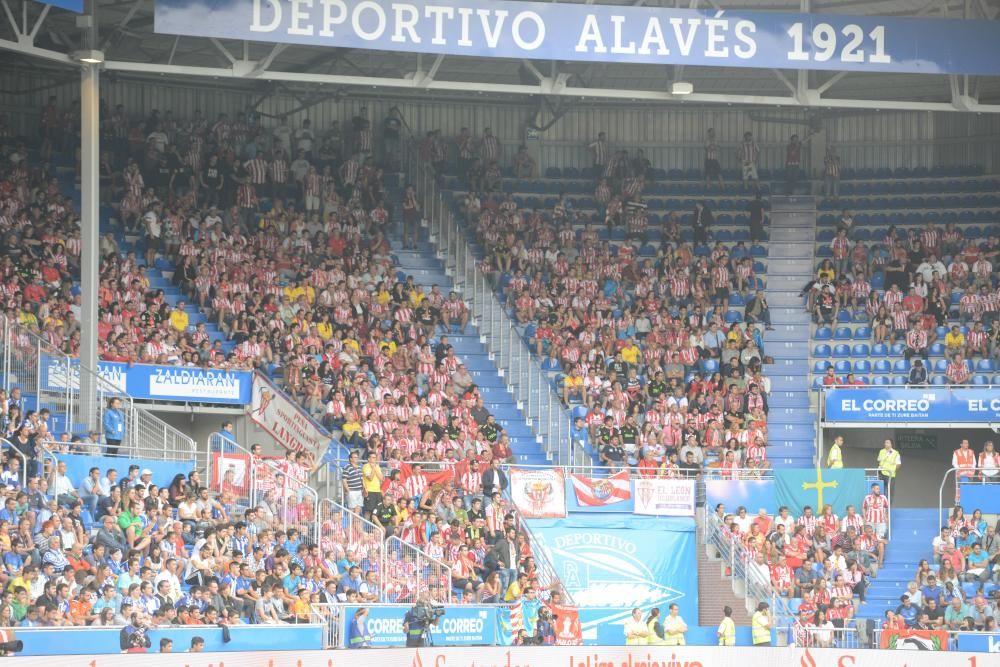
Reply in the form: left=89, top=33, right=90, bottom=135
left=571, top=471, right=631, bottom=506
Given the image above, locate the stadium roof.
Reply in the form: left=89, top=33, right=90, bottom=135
left=1, top=0, right=999, bottom=112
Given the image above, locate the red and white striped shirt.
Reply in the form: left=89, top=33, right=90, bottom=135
left=862, top=493, right=888, bottom=524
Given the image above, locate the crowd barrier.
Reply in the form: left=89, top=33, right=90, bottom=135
left=2, top=645, right=989, bottom=665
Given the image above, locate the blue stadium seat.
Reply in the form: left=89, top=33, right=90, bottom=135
left=973, top=375, right=990, bottom=385
left=854, top=360, right=871, bottom=373
left=871, top=343, right=888, bottom=357
left=931, top=375, right=948, bottom=385
left=701, top=359, right=720, bottom=373
left=893, top=359, right=911, bottom=373
left=836, top=310, right=852, bottom=323
left=873, top=359, right=891, bottom=374
left=832, top=344, right=851, bottom=358
left=813, top=344, right=831, bottom=357
left=814, top=360, right=832, bottom=373
left=889, top=343, right=905, bottom=357
left=977, top=359, right=994, bottom=372
left=892, top=376, right=908, bottom=385
left=854, top=327, right=871, bottom=340
left=834, top=327, right=853, bottom=340
left=934, top=359, right=949, bottom=373
left=815, top=327, right=832, bottom=341
left=852, top=343, right=870, bottom=356
left=834, top=360, right=851, bottom=374
left=929, top=343, right=946, bottom=357
left=873, top=376, right=890, bottom=385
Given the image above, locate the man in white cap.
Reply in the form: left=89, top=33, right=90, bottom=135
left=135, top=469, right=154, bottom=498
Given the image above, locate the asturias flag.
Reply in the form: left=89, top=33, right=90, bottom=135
left=570, top=471, right=631, bottom=506
left=774, top=468, right=867, bottom=515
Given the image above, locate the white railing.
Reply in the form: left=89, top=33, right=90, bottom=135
left=788, top=625, right=861, bottom=649
left=207, top=433, right=320, bottom=543
left=309, top=603, right=343, bottom=648
left=383, top=536, right=453, bottom=605
left=0, top=314, right=196, bottom=463
left=406, top=147, right=576, bottom=467
left=703, top=507, right=781, bottom=620
left=318, top=498, right=386, bottom=581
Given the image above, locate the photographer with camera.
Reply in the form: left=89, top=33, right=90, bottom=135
left=402, top=591, right=444, bottom=647
left=535, top=605, right=556, bottom=645
left=119, top=612, right=152, bottom=653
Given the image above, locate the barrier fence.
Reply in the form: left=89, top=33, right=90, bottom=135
left=208, top=434, right=320, bottom=544
left=383, top=536, right=453, bottom=604
left=406, top=142, right=578, bottom=467
left=0, top=314, right=195, bottom=464
left=318, top=498, right=386, bottom=580
left=787, top=625, right=862, bottom=649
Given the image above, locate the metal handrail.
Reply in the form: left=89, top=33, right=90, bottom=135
left=0, top=314, right=196, bottom=462
left=406, top=146, right=575, bottom=467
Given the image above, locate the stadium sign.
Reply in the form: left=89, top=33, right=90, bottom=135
left=155, top=0, right=1000, bottom=75
left=824, top=387, right=1000, bottom=423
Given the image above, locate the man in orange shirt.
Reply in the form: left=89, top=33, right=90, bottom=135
left=952, top=439, right=977, bottom=502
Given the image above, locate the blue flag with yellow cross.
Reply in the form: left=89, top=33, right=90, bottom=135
left=774, top=468, right=868, bottom=515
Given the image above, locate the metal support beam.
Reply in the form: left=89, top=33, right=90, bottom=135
left=99, top=58, right=1000, bottom=113
left=248, top=42, right=287, bottom=77
left=166, top=34, right=179, bottom=65
left=771, top=69, right=796, bottom=95
left=520, top=59, right=544, bottom=83
left=27, top=4, right=49, bottom=42
left=100, top=0, right=143, bottom=52
left=816, top=71, right=849, bottom=96
left=1, top=0, right=19, bottom=37
left=209, top=37, right=237, bottom=65
left=425, top=54, right=444, bottom=82
left=79, top=62, right=100, bottom=431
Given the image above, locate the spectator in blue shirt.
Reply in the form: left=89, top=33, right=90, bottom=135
left=920, top=575, right=943, bottom=606
left=211, top=421, right=239, bottom=453
left=102, top=397, right=126, bottom=457
left=895, top=594, right=918, bottom=627
left=570, top=417, right=591, bottom=454
left=966, top=543, right=990, bottom=583
left=702, top=322, right=725, bottom=358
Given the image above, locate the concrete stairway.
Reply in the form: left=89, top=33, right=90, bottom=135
left=764, top=195, right=818, bottom=468
left=388, top=208, right=549, bottom=466
left=697, top=517, right=753, bottom=627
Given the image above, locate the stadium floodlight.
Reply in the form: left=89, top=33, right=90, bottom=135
left=71, top=49, right=105, bottom=64
left=671, top=81, right=694, bottom=96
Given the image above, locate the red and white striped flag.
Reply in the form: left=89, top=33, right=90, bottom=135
left=570, top=471, right=631, bottom=506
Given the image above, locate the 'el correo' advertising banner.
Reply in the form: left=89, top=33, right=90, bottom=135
left=824, top=387, right=1000, bottom=423
left=154, top=0, right=1000, bottom=76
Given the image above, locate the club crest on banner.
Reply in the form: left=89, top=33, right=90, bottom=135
left=510, top=468, right=566, bottom=518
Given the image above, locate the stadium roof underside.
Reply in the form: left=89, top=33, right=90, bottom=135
left=2, top=0, right=1000, bottom=112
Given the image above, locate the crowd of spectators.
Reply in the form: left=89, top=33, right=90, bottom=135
left=0, top=101, right=567, bottom=634
left=877, top=507, right=1000, bottom=635
left=813, top=211, right=1000, bottom=385
left=428, top=128, right=774, bottom=476
left=714, top=484, right=890, bottom=625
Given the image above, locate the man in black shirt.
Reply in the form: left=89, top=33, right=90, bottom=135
left=434, top=335, right=453, bottom=363
left=646, top=372, right=666, bottom=402
left=600, top=435, right=625, bottom=472
left=371, top=496, right=398, bottom=537
left=619, top=416, right=639, bottom=464
left=607, top=352, right=628, bottom=376
left=467, top=498, right=486, bottom=524
left=679, top=451, right=702, bottom=478
left=479, top=416, right=501, bottom=444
